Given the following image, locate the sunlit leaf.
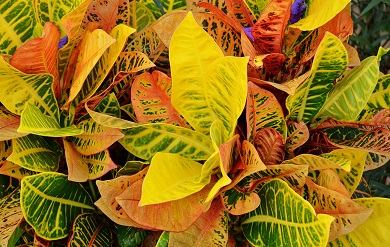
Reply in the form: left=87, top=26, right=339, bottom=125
left=253, top=127, right=285, bottom=165
left=246, top=81, right=286, bottom=141
left=0, top=161, right=37, bottom=180
left=0, top=107, right=27, bottom=141
left=0, top=186, right=22, bottom=247
left=112, top=51, right=156, bottom=76
left=8, top=135, right=62, bottom=172
left=68, top=213, right=112, bottom=247
left=225, top=0, right=255, bottom=27
left=21, top=172, right=94, bottom=240
left=169, top=200, right=228, bottom=246
left=283, top=153, right=351, bottom=172
left=242, top=179, right=334, bottom=247
left=286, top=32, right=348, bottom=123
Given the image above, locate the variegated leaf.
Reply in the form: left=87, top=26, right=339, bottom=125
left=242, top=179, right=334, bottom=247
left=316, top=169, right=350, bottom=197
left=286, top=32, right=348, bottom=123
left=0, top=57, right=59, bottom=120
left=131, top=71, right=189, bottom=127
left=301, top=178, right=373, bottom=242
left=68, top=213, right=112, bottom=246
left=85, top=105, right=139, bottom=129
left=18, top=104, right=83, bottom=137
left=0, top=186, right=22, bottom=247
left=0, top=0, right=36, bottom=54
left=365, top=152, right=390, bottom=171
left=243, top=0, right=270, bottom=20
left=283, top=153, right=351, bottom=172
left=63, top=139, right=89, bottom=182
left=366, top=74, right=390, bottom=110
left=225, top=0, right=255, bottom=27
left=92, top=92, right=121, bottom=118
left=246, top=81, right=286, bottom=141
left=83, top=0, right=118, bottom=32
left=318, top=56, right=379, bottom=121
left=285, top=120, right=309, bottom=156
left=129, top=1, right=156, bottom=34
left=139, top=0, right=162, bottom=19
left=117, top=160, right=149, bottom=176
left=112, top=51, right=155, bottom=76
left=0, top=161, right=37, bottom=180
left=119, top=123, right=214, bottom=161
left=169, top=200, right=228, bottom=246
left=222, top=187, right=260, bottom=215
left=8, top=135, right=62, bottom=172
left=84, top=149, right=117, bottom=180
left=121, top=104, right=137, bottom=122
left=21, top=173, right=94, bottom=240
left=0, top=140, right=12, bottom=164
left=0, top=107, right=27, bottom=141
left=253, top=127, right=285, bottom=165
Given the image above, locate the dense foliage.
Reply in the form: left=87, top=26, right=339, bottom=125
left=0, top=0, right=390, bottom=246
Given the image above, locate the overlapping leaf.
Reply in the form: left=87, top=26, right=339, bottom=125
left=365, top=74, right=390, bottom=110
left=243, top=0, right=270, bottom=20
left=225, top=0, right=255, bottom=27
left=286, top=32, right=348, bottom=123
left=0, top=161, right=37, bottom=180
left=0, top=140, right=12, bottom=164
left=83, top=0, right=118, bottom=32
left=242, top=179, right=334, bottom=247
left=283, top=153, right=351, bottom=172
left=0, top=107, right=27, bottom=141
left=21, top=173, right=94, bottom=240
left=285, top=120, right=309, bottom=156
left=253, top=127, right=285, bottom=165
left=316, top=169, right=350, bottom=197
left=0, top=187, right=22, bottom=247
left=129, top=1, right=156, bottom=34
left=63, top=140, right=90, bottom=182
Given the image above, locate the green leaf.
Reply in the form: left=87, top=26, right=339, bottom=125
left=243, top=0, right=271, bottom=19
left=119, top=123, right=214, bottom=161
left=242, top=179, right=334, bottom=247
left=129, top=1, right=156, bottom=33
left=170, top=12, right=248, bottom=138
left=286, top=32, right=348, bottom=123
left=68, top=213, right=112, bottom=247
left=21, top=172, right=94, bottom=240
left=0, top=186, right=22, bottom=247
left=0, top=0, right=36, bottom=54
left=328, top=198, right=390, bottom=246
left=318, top=56, right=380, bottom=121
left=155, top=231, right=169, bottom=247
left=366, top=74, right=390, bottom=110
left=18, top=103, right=83, bottom=137
left=290, top=0, right=350, bottom=31
left=117, top=225, right=147, bottom=247
left=8, top=135, right=62, bottom=172
left=0, top=57, right=59, bottom=119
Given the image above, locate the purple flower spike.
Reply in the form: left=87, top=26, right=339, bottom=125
left=243, top=27, right=254, bottom=41
left=290, top=0, right=307, bottom=24
left=58, top=35, right=68, bottom=49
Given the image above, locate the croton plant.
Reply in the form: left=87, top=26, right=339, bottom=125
left=1, top=0, right=390, bottom=246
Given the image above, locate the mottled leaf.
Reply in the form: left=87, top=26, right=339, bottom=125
left=129, top=1, right=156, bottom=34
left=283, top=153, right=351, bottom=172
left=0, top=161, right=37, bottom=180
left=63, top=140, right=89, bottom=182
left=0, top=186, right=22, bottom=247
left=285, top=120, right=309, bottom=156
left=316, top=169, right=350, bottom=198
left=83, top=0, right=118, bottom=32
left=0, top=107, right=27, bottom=141
left=0, top=140, right=12, bottom=164
left=243, top=0, right=270, bottom=20
left=253, top=127, right=285, bottom=165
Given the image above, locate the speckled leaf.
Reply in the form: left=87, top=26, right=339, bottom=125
left=318, top=56, right=379, bottom=121
left=242, top=179, right=334, bottom=247
left=0, top=57, right=59, bottom=119
left=84, top=149, right=117, bottom=180
left=18, top=104, right=83, bottom=137
left=119, top=123, right=213, bottom=161
left=286, top=32, right=348, bottom=123
left=0, top=186, right=22, bottom=247
left=285, top=120, right=309, bottom=156
left=246, top=81, right=286, bottom=141
left=0, top=107, right=27, bottom=141
left=68, top=213, right=112, bottom=247
left=112, top=51, right=155, bottom=77
left=301, top=178, right=373, bottom=242
left=251, top=0, right=291, bottom=54
left=8, top=135, right=62, bottom=172
left=72, top=118, right=124, bottom=155
left=131, top=71, right=189, bottom=127
left=85, top=105, right=139, bottom=129
left=283, top=153, right=351, bottom=172
left=316, top=169, right=350, bottom=198
left=0, top=161, right=37, bottom=180
left=365, top=152, right=390, bottom=171
left=21, top=172, right=94, bottom=240
left=253, top=127, right=285, bottom=165
left=0, top=140, right=12, bottom=164
left=328, top=198, right=390, bottom=247
left=290, top=0, right=350, bottom=31
left=222, top=187, right=260, bottom=215
left=225, top=0, right=255, bottom=27
left=243, top=0, right=270, bottom=19
left=0, top=0, right=36, bottom=54
left=169, top=200, right=228, bottom=247
left=83, top=0, right=118, bottom=32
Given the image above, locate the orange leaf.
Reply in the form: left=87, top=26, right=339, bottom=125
left=285, top=120, right=309, bottom=157
left=10, top=22, right=61, bottom=98
left=0, top=107, right=27, bottom=141
left=316, top=169, right=350, bottom=197
left=225, top=0, right=255, bottom=27
left=63, top=139, right=89, bottom=182
left=131, top=71, right=189, bottom=127
left=251, top=0, right=291, bottom=54
left=253, top=127, right=285, bottom=165
left=83, top=0, right=119, bottom=33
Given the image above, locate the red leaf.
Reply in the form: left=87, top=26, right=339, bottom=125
left=253, top=127, right=285, bottom=165
left=225, top=0, right=255, bottom=27
left=251, top=0, right=291, bottom=54
left=261, top=53, right=286, bottom=77
left=197, top=2, right=243, bottom=32
left=83, top=0, right=119, bottom=33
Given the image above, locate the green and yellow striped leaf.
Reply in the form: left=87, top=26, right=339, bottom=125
left=131, top=71, right=189, bottom=127
left=119, top=123, right=214, bottom=161
left=84, top=149, right=117, bottom=180
left=72, top=118, right=124, bottom=156
left=0, top=140, right=12, bottom=164
left=117, top=225, right=148, bottom=247
left=170, top=12, right=248, bottom=138
left=86, top=104, right=139, bottom=129
left=283, top=153, right=351, bottom=172
left=286, top=32, right=348, bottom=123
left=242, top=179, right=334, bottom=247
left=19, top=104, right=83, bottom=137
left=129, top=1, right=156, bottom=34
left=0, top=161, right=37, bottom=180
left=121, top=104, right=138, bottom=122
left=290, top=0, right=350, bottom=31
left=328, top=198, right=390, bottom=247
left=0, top=0, right=36, bottom=54
left=243, top=0, right=270, bottom=20
left=68, top=213, right=112, bottom=247
left=0, top=186, right=22, bottom=247
left=0, top=107, right=27, bottom=141
left=21, top=172, right=94, bottom=240
left=169, top=200, right=228, bottom=247
left=156, top=231, right=169, bottom=247
left=8, top=135, right=62, bottom=172
left=365, top=74, right=390, bottom=110
left=0, top=57, right=59, bottom=120
left=246, top=82, right=286, bottom=141
left=318, top=56, right=380, bottom=121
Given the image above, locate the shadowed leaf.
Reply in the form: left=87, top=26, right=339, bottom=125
left=0, top=186, right=22, bottom=247
left=0, top=161, right=37, bottom=180
left=253, top=127, right=285, bottom=165
left=285, top=120, right=309, bottom=156
left=0, top=107, right=27, bottom=141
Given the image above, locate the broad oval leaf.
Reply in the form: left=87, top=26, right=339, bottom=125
left=8, top=135, right=62, bottom=172
left=290, top=0, right=350, bottom=31
left=21, top=172, right=94, bottom=240
left=318, top=56, right=380, bottom=121
left=68, top=213, right=112, bottom=247
left=246, top=81, right=286, bottom=141
left=119, top=123, right=214, bottom=161
left=316, top=169, right=350, bottom=197
left=0, top=107, right=27, bottom=141
left=286, top=32, right=348, bottom=123
left=131, top=70, right=189, bottom=127
left=242, top=179, right=334, bottom=247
